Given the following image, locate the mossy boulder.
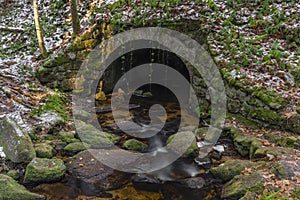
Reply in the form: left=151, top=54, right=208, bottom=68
left=7, top=170, right=19, bottom=180
left=0, top=116, right=36, bottom=163
left=210, top=159, right=253, bottom=182
left=58, top=132, right=79, bottom=143
left=0, top=174, right=44, bottom=200
left=253, top=146, right=292, bottom=159
left=233, top=135, right=256, bottom=157
left=123, top=139, right=147, bottom=151
left=167, top=132, right=198, bottom=155
left=34, top=143, right=54, bottom=159
left=231, top=130, right=263, bottom=159
left=75, top=120, right=120, bottom=148
left=24, top=158, right=66, bottom=184
left=222, top=172, right=265, bottom=200
left=64, top=142, right=88, bottom=155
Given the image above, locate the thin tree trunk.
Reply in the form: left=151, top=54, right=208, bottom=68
left=70, top=0, right=80, bottom=35
left=33, top=0, right=48, bottom=58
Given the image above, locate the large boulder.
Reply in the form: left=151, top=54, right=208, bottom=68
left=75, top=120, right=120, bottom=148
left=24, top=158, right=66, bottom=184
left=0, top=116, right=36, bottom=163
left=0, top=174, right=44, bottom=200
left=65, top=150, right=130, bottom=196
left=166, top=132, right=198, bottom=156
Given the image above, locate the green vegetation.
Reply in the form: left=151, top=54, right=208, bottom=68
left=31, top=90, right=68, bottom=119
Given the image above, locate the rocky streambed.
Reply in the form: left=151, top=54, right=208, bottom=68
left=1, top=90, right=299, bottom=200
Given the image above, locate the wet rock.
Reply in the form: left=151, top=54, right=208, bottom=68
left=75, top=120, right=120, bottom=148
left=64, top=142, right=88, bottom=156
left=7, top=169, right=19, bottom=180
left=210, top=159, right=253, bottom=182
left=167, top=132, right=197, bottom=156
left=34, top=143, right=54, bottom=159
left=194, top=156, right=211, bottom=166
left=65, top=150, right=130, bottom=196
left=132, top=173, right=161, bottom=192
left=178, top=177, right=206, bottom=189
left=0, top=116, right=36, bottom=163
left=123, top=139, right=148, bottom=151
left=0, top=174, right=44, bottom=200
left=24, top=158, right=66, bottom=184
left=162, top=178, right=210, bottom=200
left=58, top=131, right=79, bottom=143
left=222, top=172, right=265, bottom=200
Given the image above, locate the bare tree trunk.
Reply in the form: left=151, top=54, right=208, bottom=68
left=33, top=0, right=48, bottom=58
left=70, top=0, right=80, bottom=35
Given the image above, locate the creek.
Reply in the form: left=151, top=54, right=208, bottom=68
left=29, top=84, right=240, bottom=200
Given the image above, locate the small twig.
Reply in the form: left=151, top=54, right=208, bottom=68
left=0, top=26, right=24, bottom=33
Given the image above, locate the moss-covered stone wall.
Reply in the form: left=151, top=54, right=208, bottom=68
left=36, top=19, right=300, bottom=134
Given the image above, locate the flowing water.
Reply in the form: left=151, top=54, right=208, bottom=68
left=28, top=84, right=240, bottom=200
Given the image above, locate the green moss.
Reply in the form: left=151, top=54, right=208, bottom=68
left=58, top=132, right=78, bottom=143
left=230, top=127, right=242, bottom=138
left=292, top=188, right=300, bottom=199
left=234, top=135, right=256, bottom=157
left=263, top=132, right=297, bottom=147
left=64, top=142, right=87, bottom=155
left=254, top=90, right=286, bottom=110
left=7, top=170, right=19, bottom=180
left=250, top=140, right=263, bottom=159
left=210, top=159, right=253, bottom=181
left=223, top=172, right=265, bottom=199
left=249, top=107, right=279, bottom=123
left=31, top=90, right=68, bottom=120
left=0, top=174, right=44, bottom=200
left=24, top=158, right=66, bottom=184
left=228, top=113, right=260, bottom=129
left=34, top=143, right=54, bottom=159
left=42, top=54, right=70, bottom=68
left=123, top=139, right=147, bottom=151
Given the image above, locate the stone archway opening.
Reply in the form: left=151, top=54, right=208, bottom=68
left=101, top=48, right=191, bottom=103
